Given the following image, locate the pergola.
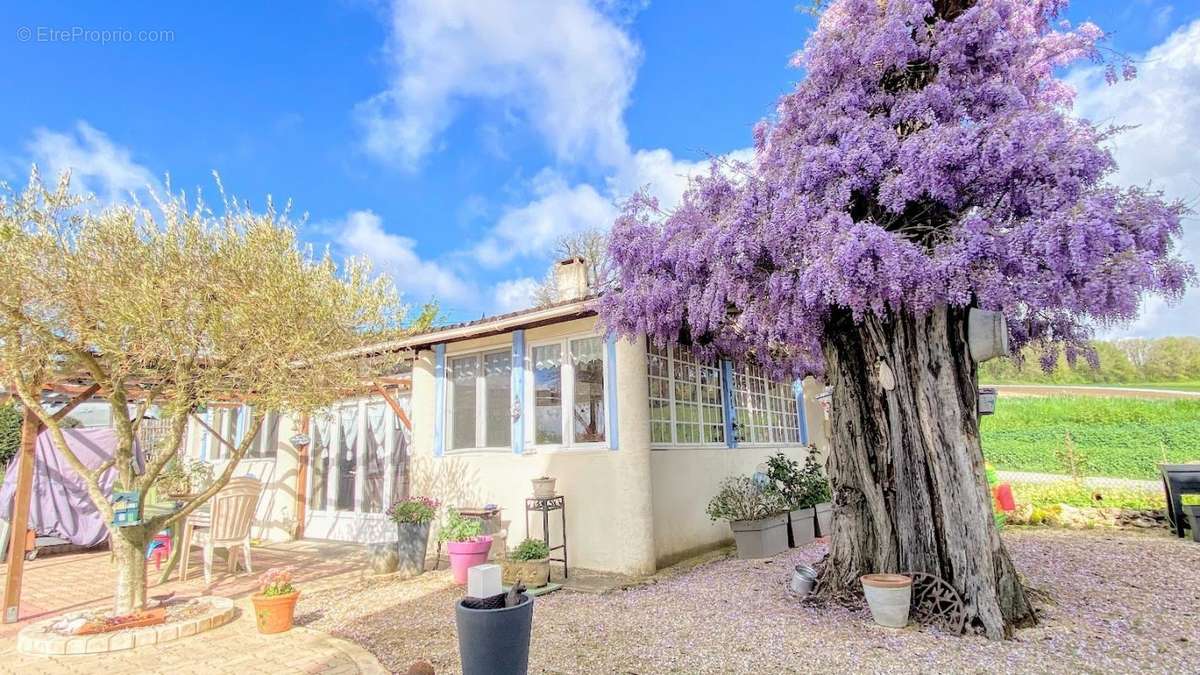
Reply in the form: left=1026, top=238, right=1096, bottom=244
left=1, top=370, right=412, bottom=624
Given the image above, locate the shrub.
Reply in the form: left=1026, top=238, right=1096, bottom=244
left=705, top=476, right=789, bottom=522
left=765, top=450, right=830, bottom=509
left=510, top=538, right=550, bottom=561
left=388, top=496, right=440, bottom=525
left=0, top=403, right=20, bottom=468
left=438, top=510, right=483, bottom=543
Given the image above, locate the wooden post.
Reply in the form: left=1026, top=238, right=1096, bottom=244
left=2, top=383, right=101, bottom=623
left=3, top=408, right=42, bottom=623
left=293, top=414, right=310, bottom=540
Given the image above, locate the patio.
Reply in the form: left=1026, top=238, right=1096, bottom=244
left=2, top=527, right=1198, bottom=673
left=0, top=539, right=387, bottom=673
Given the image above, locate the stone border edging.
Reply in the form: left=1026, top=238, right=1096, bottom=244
left=17, top=596, right=236, bottom=656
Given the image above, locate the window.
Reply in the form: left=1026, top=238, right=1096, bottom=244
left=531, top=344, right=563, bottom=444
left=646, top=343, right=725, bottom=446
left=733, top=364, right=801, bottom=444
left=447, top=349, right=512, bottom=450
left=205, top=405, right=278, bottom=459
left=527, top=336, right=607, bottom=447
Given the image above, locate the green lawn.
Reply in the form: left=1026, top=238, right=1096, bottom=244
left=980, top=395, right=1200, bottom=480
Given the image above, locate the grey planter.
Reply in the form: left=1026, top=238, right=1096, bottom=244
left=788, top=508, right=816, bottom=548
left=456, top=594, right=533, bottom=675
left=396, top=522, right=431, bottom=577
left=730, top=514, right=788, bottom=559
left=815, top=502, right=833, bottom=537
left=1185, top=505, right=1200, bottom=543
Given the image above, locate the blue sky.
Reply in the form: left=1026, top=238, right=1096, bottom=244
left=2, top=1, right=1198, bottom=334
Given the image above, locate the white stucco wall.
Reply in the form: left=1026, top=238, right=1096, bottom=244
left=182, top=413, right=301, bottom=543
left=409, top=316, right=658, bottom=576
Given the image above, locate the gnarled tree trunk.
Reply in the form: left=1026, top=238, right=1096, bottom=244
left=815, top=304, right=1034, bottom=639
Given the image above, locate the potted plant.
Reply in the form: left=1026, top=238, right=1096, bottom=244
left=155, top=456, right=213, bottom=499
left=388, top=496, right=439, bottom=577
left=456, top=586, right=533, bottom=675
left=440, top=510, right=493, bottom=584
left=706, top=475, right=789, bottom=559
left=531, top=475, right=556, bottom=498
left=502, top=538, right=551, bottom=588
left=765, top=453, right=815, bottom=548
left=801, top=451, right=834, bottom=536
left=251, top=567, right=299, bottom=634
left=861, top=573, right=912, bottom=628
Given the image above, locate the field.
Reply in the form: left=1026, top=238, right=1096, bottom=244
left=980, top=395, right=1200, bottom=480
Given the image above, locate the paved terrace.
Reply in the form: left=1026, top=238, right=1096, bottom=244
left=0, top=540, right=387, bottom=674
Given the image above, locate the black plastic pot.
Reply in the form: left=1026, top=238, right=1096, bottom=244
left=455, top=594, right=533, bottom=675
left=1185, top=505, right=1200, bottom=543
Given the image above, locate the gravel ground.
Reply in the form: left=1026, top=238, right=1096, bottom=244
left=297, top=528, right=1200, bottom=674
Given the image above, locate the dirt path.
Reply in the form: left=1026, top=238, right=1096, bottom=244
left=991, top=384, right=1200, bottom=399
left=996, top=470, right=1160, bottom=491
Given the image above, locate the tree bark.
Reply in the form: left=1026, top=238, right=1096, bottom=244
left=111, top=525, right=148, bottom=615
left=815, top=304, right=1034, bottom=639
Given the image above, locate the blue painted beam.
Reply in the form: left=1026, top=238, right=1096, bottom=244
left=433, top=344, right=446, bottom=457
left=605, top=335, right=619, bottom=450
left=721, top=359, right=737, bottom=448
left=794, top=379, right=810, bottom=446
left=511, top=330, right=525, bottom=455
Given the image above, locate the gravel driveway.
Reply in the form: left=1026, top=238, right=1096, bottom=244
left=298, top=528, right=1200, bottom=674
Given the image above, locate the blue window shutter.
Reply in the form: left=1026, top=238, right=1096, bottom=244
left=794, top=379, right=809, bottom=445
left=605, top=335, right=619, bottom=450
left=511, top=330, right=525, bottom=455
left=721, top=360, right=737, bottom=448
left=236, top=405, right=249, bottom=446
left=434, top=344, right=446, bottom=457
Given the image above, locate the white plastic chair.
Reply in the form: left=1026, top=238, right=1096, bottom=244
left=178, top=477, right=263, bottom=585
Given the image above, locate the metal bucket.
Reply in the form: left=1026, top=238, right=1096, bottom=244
left=790, top=564, right=818, bottom=596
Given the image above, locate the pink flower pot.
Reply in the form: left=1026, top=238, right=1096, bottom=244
left=447, top=536, right=493, bottom=584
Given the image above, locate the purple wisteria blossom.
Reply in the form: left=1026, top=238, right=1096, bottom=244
left=599, top=0, right=1191, bottom=376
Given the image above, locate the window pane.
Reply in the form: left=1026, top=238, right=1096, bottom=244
left=646, top=341, right=673, bottom=444
left=450, top=355, right=478, bottom=449
left=336, top=404, right=359, bottom=511
left=363, top=401, right=387, bottom=512
left=532, top=344, right=563, bottom=444
left=572, top=338, right=606, bottom=443
left=484, top=351, right=512, bottom=448
left=309, top=413, right=332, bottom=510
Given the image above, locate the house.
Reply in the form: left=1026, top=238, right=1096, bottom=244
left=182, top=258, right=828, bottom=576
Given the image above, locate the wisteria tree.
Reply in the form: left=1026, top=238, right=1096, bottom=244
left=599, top=0, right=1191, bottom=638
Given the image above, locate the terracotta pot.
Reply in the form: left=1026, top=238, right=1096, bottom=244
left=251, top=590, right=300, bottom=634
left=501, top=556, right=550, bottom=588
left=860, top=574, right=911, bottom=628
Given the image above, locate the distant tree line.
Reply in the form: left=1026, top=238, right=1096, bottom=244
left=981, top=337, right=1200, bottom=384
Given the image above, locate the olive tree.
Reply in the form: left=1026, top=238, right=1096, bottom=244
left=0, top=168, right=412, bottom=614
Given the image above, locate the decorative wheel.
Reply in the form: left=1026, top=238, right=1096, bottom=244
left=906, top=572, right=967, bottom=634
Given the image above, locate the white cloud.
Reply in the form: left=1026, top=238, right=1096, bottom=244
left=336, top=210, right=476, bottom=304
left=472, top=170, right=617, bottom=267
left=493, top=276, right=541, bottom=312
left=1068, top=19, right=1200, bottom=337
left=25, top=122, right=156, bottom=202
left=358, top=0, right=640, bottom=170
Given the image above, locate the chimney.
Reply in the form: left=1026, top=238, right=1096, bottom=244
left=553, top=256, right=589, bottom=302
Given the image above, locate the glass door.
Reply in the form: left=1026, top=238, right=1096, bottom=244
left=305, top=393, right=412, bottom=543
